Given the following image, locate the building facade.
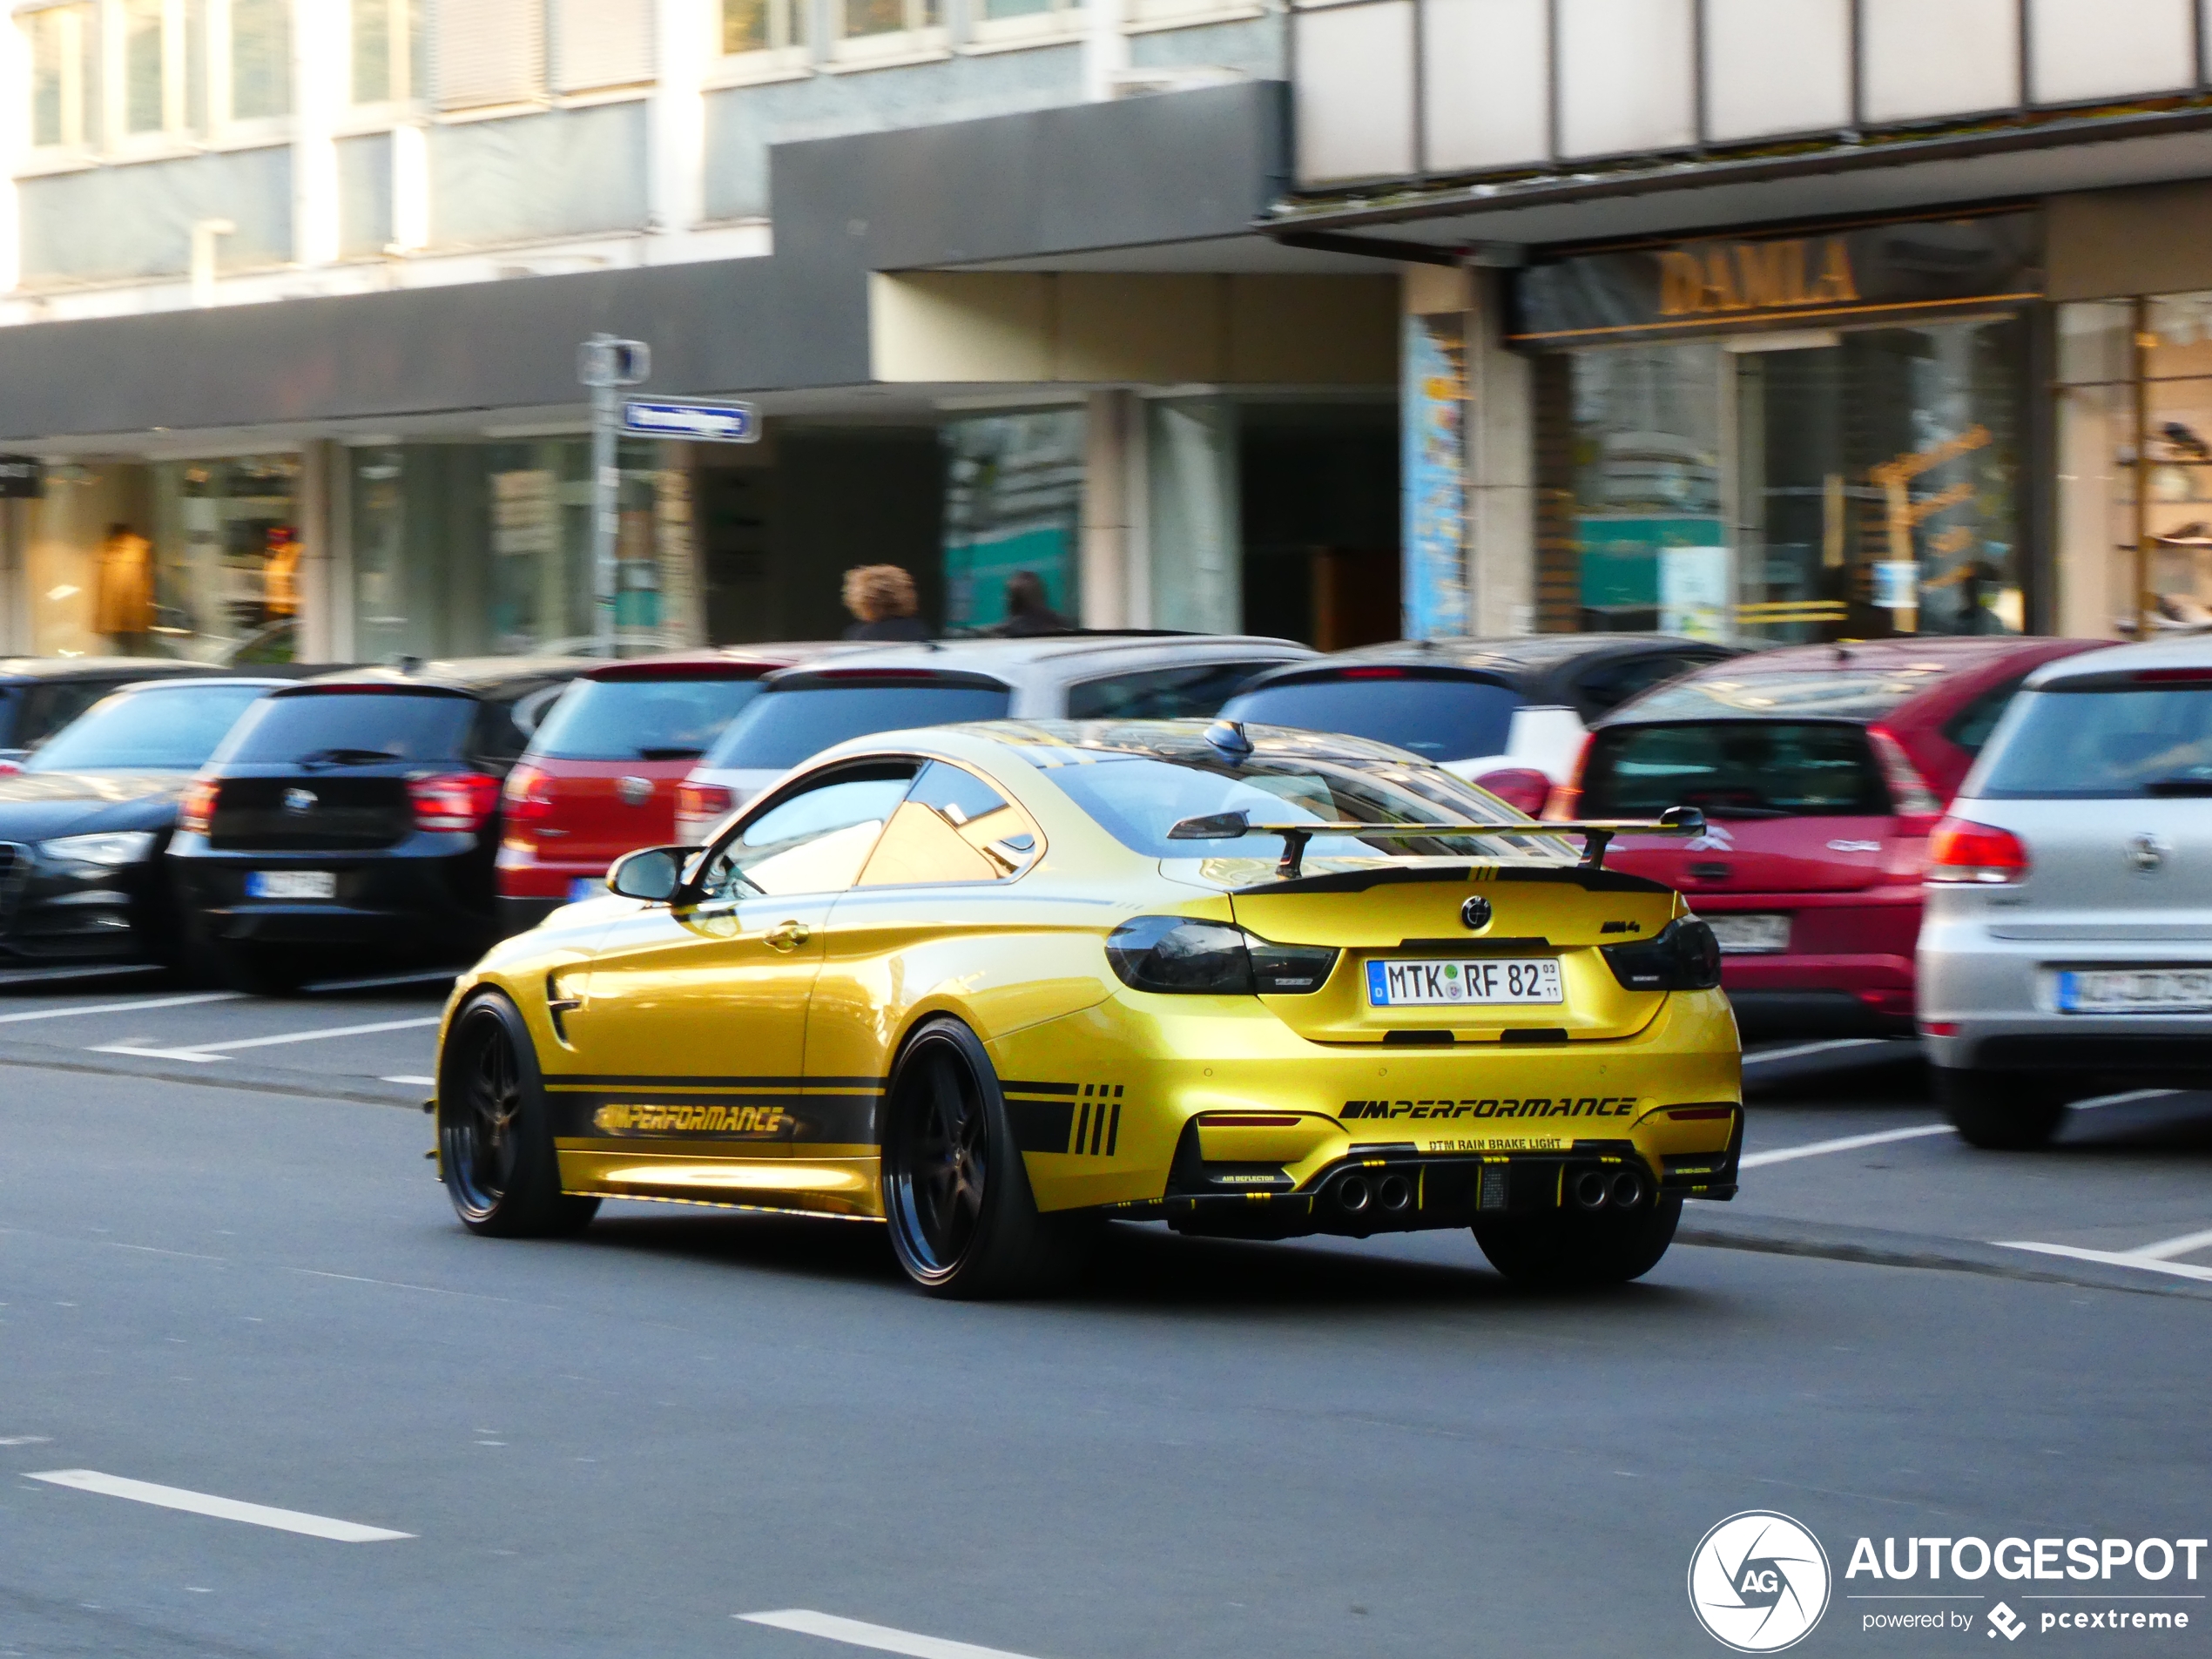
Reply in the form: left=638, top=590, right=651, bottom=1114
left=1276, top=0, right=2212, bottom=647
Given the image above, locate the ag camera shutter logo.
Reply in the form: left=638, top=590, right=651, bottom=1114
left=1689, top=1511, right=1831, bottom=1652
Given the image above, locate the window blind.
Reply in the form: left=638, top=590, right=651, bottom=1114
left=433, top=0, right=545, bottom=109
left=551, top=0, right=654, bottom=91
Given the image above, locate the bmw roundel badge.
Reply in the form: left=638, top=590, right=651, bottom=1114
left=1460, top=894, right=1493, bottom=930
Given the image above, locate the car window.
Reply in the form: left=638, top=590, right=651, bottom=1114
left=1581, top=721, right=1890, bottom=817
left=1217, top=673, right=1522, bottom=760
left=857, top=760, right=1042, bottom=887
left=1975, top=683, right=2212, bottom=799
left=19, top=678, right=122, bottom=748
left=705, top=682, right=1013, bottom=772
left=696, top=765, right=919, bottom=900
left=1572, top=653, right=1703, bottom=721
left=26, top=684, right=270, bottom=772
left=212, top=689, right=475, bottom=765
left=529, top=676, right=765, bottom=761
left=1064, top=662, right=1281, bottom=720
left=470, top=681, right=575, bottom=768
left=1940, top=675, right=2027, bottom=755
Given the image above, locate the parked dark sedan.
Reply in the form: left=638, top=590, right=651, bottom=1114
left=0, top=677, right=282, bottom=967
left=169, top=659, right=587, bottom=991
left=0, top=657, right=230, bottom=763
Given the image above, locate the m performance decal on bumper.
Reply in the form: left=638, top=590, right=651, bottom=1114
left=1340, top=1096, right=1641, bottom=1121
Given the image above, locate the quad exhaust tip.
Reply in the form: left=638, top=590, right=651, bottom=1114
left=1336, top=1173, right=1372, bottom=1213
left=1573, top=1168, right=1648, bottom=1211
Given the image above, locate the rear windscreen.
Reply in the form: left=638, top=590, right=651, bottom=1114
left=1217, top=677, right=1521, bottom=760
left=212, top=690, right=475, bottom=765
left=1975, top=685, right=2212, bottom=799
left=529, top=676, right=764, bottom=761
left=1581, top=722, right=1890, bottom=818
left=704, top=684, right=1012, bottom=772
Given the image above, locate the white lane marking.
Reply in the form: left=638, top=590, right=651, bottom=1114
left=92, top=1015, right=440, bottom=1063
left=0, top=1436, right=51, bottom=1447
left=0, top=992, right=239, bottom=1025
left=24, top=1470, right=411, bottom=1541
left=1738, top=1123, right=1952, bottom=1169
left=2071, top=1088, right=2182, bottom=1111
left=381, top=1074, right=435, bottom=1086
left=2131, top=1225, right=2212, bottom=1261
left=1743, top=1037, right=1894, bottom=1067
left=738, top=1610, right=1047, bottom=1659
left=1995, top=1242, right=2212, bottom=1284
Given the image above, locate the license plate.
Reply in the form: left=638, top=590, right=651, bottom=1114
left=1703, top=913, right=1791, bottom=954
left=569, top=877, right=604, bottom=901
left=246, top=869, right=336, bottom=900
left=1366, top=957, right=1562, bottom=1006
left=2056, top=968, right=2212, bottom=1014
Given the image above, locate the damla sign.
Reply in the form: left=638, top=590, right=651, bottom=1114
left=1510, top=210, right=2040, bottom=346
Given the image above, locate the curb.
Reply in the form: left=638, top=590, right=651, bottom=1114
left=1678, top=1208, right=2212, bottom=1303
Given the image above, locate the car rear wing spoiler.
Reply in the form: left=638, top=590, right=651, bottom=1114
left=1165, top=806, right=1706, bottom=880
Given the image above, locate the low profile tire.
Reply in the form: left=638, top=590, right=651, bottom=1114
left=1935, top=1067, right=2068, bottom=1150
left=880, top=1015, right=1096, bottom=1299
left=1473, top=1195, right=1683, bottom=1289
left=439, top=992, right=598, bottom=1238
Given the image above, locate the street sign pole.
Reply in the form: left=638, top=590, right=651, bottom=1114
left=577, top=334, right=651, bottom=658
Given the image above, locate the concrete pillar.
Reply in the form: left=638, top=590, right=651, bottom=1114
left=1080, top=389, right=1142, bottom=628
left=650, top=0, right=708, bottom=239
left=390, top=124, right=429, bottom=253
left=1466, top=266, right=1534, bottom=637
left=292, top=0, right=344, bottom=269
left=0, top=10, right=24, bottom=295
left=296, top=440, right=341, bottom=662
left=1083, top=0, right=1127, bottom=102
left=1146, top=395, right=1239, bottom=633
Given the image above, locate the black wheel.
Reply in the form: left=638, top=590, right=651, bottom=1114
left=1473, top=1194, right=1683, bottom=1288
left=439, top=993, right=598, bottom=1238
left=1935, top=1067, right=2067, bottom=1150
left=880, top=1016, right=1095, bottom=1298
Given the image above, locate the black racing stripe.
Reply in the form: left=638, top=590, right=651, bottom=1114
left=1006, top=1098, right=1076, bottom=1153
left=544, top=1074, right=887, bottom=1093
left=1089, top=1103, right=1106, bottom=1156
left=1495, top=866, right=1673, bottom=894
left=1000, top=1079, right=1080, bottom=1096
left=1242, top=865, right=1477, bottom=895
left=1074, top=1101, right=1091, bottom=1154
left=1106, top=1101, right=1121, bottom=1157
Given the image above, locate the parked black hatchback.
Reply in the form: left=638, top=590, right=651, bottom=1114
left=169, top=661, right=584, bottom=990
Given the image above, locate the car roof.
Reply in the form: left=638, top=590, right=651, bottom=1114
left=2027, top=634, right=2212, bottom=685
left=0, top=658, right=227, bottom=682
left=761, top=633, right=1313, bottom=687
left=1601, top=636, right=2087, bottom=725
left=1323, top=633, right=1734, bottom=671
left=583, top=643, right=863, bottom=681
left=107, top=676, right=291, bottom=691
left=302, top=657, right=593, bottom=698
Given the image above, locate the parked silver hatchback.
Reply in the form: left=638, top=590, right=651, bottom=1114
left=1919, top=639, right=2212, bottom=1148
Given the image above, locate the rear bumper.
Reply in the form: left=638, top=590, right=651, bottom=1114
left=172, top=841, right=493, bottom=953
left=1695, top=888, right=1923, bottom=1022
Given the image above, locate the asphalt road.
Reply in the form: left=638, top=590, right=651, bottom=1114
left=3, top=985, right=2210, bottom=1657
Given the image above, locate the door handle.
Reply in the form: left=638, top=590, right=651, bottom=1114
left=765, top=920, right=811, bottom=952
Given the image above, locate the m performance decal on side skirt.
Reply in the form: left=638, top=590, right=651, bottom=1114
left=543, top=1077, right=882, bottom=1144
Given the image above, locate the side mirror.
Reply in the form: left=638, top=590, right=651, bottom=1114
left=606, top=845, right=688, bottom=903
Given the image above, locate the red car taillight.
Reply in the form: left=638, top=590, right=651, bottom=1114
left=678, top=781, right=733, bottom=821
left=1545, top=733, right=1592, bottom=820
left=1926, top=816, right=2028, bottom=884
left=179, top=776, right=219, bottom=835
left=503, top=762, right=556, bottom=826
left=409, top=772, right=502, bottom=833
left=1868, top=723, right=1943, bottom=824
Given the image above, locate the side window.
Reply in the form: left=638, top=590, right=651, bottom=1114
left=1942, top=675, right=2028, bottom=755
left=473, top=682, right=565, bottom=766
left=697, top=765, right=917, bottom=900
left=20, top=679, right=119, bottom=748
left=1065, top=661, right=1281, bottom=720
left=858, top=760, right=1042, bottom=887
left=1571, top=654, right=1697, bottom=722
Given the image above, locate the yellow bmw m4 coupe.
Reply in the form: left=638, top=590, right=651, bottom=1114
left=430, top=719, right=1742, bottom=1297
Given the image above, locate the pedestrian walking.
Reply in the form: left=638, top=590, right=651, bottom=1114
left=840, top=563, right=930, bottom=641
left=991, top=570, right=1073, bottom=637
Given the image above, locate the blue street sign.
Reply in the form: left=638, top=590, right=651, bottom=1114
left=619, top=399, right=760, bottom=443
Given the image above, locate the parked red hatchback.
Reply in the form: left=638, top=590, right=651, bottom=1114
left=1556, top=637, right=2111, bottom=1035
left=496, top=650, right=838, bottom=933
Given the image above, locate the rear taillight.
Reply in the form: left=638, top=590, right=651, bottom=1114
left=179, top=777, right=219, bottom=836
left=408, top=772, right=502, bottom=833
left=1925, top=816, right=2028, bottom=884
left=1472, top=766, right=1552, bottom=817
left=1868, top=724, right=1943, bottom=819
left=1546, top=734, right=1593, bottom=820
left=1600, top=918, right=1723, bottom=992
left=503, top=763, right=556, bottom=826
left=678, top=781, right=733, bottom=822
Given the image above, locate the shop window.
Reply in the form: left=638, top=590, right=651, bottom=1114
left=942, top=412, right=1082, bottom=631
left=26, top=3, right=94, bottom=150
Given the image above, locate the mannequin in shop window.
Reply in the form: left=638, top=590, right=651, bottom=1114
left=94, top=523, right=154, bottom=648
left=263, top=527, right=300, bottom=620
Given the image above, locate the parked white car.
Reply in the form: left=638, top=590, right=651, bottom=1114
left=1919, top=637, right=2212, bottom=1148
left=672, top=633, right=1314, bottom=843
left=1216, top=634, right=1741, bottom=813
